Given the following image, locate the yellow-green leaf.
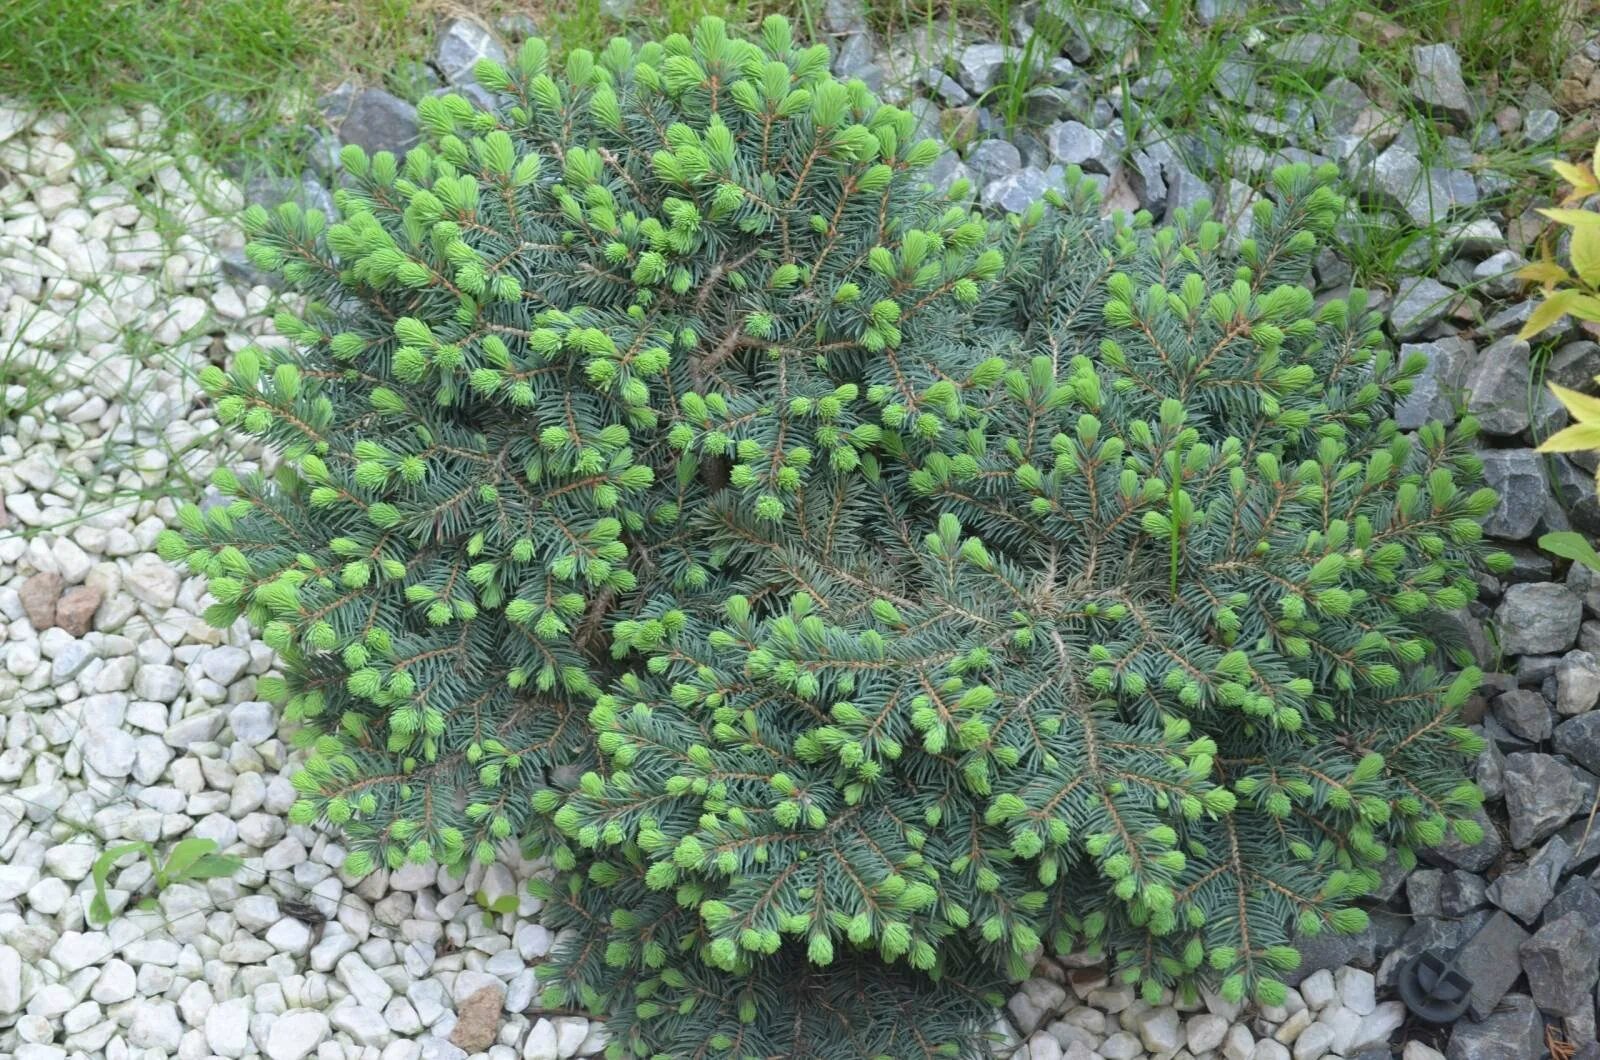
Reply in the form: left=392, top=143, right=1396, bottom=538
left=1575, top=224, right=1600, bottom=287
left=1548, top=381, right=1600, bottom=424
left=1552, top=160, right=1600, bottom=197
left=1571, top=294, right=1600, bottom=323
left=1517, top=260, right=1571, bottom=287
left=1537, top=421, right=1600, bottom=453
left=1537, top=207, right=1600, bottom=228
left=1518, top=289, right=1581, bottom=339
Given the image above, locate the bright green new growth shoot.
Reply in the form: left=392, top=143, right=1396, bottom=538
left=164, top=16, right=1505, bottom=1057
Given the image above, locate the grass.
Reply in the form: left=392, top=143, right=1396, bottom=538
left=0, top=0, right=806, bottom=174
left=1, top=0, right=387, bottom=167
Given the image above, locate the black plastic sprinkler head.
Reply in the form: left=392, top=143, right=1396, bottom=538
left=1396, top=946, right=1473, bottom=1024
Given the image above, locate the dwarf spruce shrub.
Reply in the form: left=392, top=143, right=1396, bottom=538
left=163, top=16, right=1507, bottom=1057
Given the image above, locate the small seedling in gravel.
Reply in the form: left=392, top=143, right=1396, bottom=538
left=89, top=837, right=244, bottom=926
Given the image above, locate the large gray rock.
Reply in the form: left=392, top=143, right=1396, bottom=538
left=433, top=18, right=506, bottom=86
left=1548, top=340, right=1600, bottom=391
left=1310, top=77, right=1374, bottom=139
left=1046, top=120, right=1115, bottom=173
left=1406, top=869, right=1443, bottom=917
left=922, top=152, right=971, bottom=195
left=1440, top=870, right=1489, bottom=917
left=1459, top=911, right=1532, bottom=1021
left=1357, top=143, right=1478, bottom=229
left=1395, top=338, right=1469, bottom=428
left=339, top=89, right=420, bottom=157
left=1389, top=276, right=1454, bottom=340
left=967, top=139, right=1022, bottom=185
left=1163, top=165, right=1211, bottom=220
left=1544, top=876, right=1600, bottom=926
left=832, top=32, right=880, bottom=87
left=1554, top=712, right=1600, bottom=774
left=1447, top=994, right=1543, bottom=1059
left=1412, top=43, right=1473, bottom=126
left=1127, top=150, right=1167, bottom=213
left=1503, top=752, right=1588, bottom=849
left=1498, top=583, right=1582, bottom=655
left=1264, top=33, right=1360, bottom=75
left=1473, top=250, right=1528, bottom=300
left=1486, top=835, right=1570, bottom=924
left=1477, top=449, right=1549, bottom=540
left=956, top=43, right=1012, bottom=95
left=1553, top=456, right=1600, bottom=536
left=1022, top=85, right=1080, bottom=123
left=1491, top=689, right=1553, bottom=742
left=1558, top=649, right=1600, bottom=714
left=1423, top=807, right=1502, bottom=873
left=981, top=167, right=1053, bottom=215
left=1463, top=337, right=1532, bottom=436
left=1521, top=910, right=1600, bottom=1016
left=1488, top=298, right=1576, bottom=343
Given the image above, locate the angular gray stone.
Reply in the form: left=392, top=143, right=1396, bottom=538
left=1488, top=298, right=1575, bottom=342
left=1498, top=583, right=1582, bottom=655
left=433, top=18, right=506, bottom=86
left=1523, top=108, right=1560, bottom=145
left=981, top=167, right=1052, bottom=215
left=1476, top=735, right=1506, bottom=800
left=922, top=151, right=970, bottom=195
left=1478, top=449, right=1550, bottom=540
left=1425, top=807, right=1502, bottom=873
left=1459, top=911, right=1533, bottom=1020
left=1311, top=78, right=1374, bottom=138
left=339, top=89, right=419, bottom=157
left=1361, top=143, right=1476, bottom=226
left=1447, top=994, right=1543, bottom=1059
left=1503, top=751, right=1588, bottom=849
left=1395, top=339, right=1468, bottom=428
left=1022, top=85, right=1083, bottom=124
left=1486, top=835, right=1570, bottom=924
left=1046, top=120, right=1114, bottom=173
left=1555, top=712, right=1600, bottom=774
left=1521, top=910, right=1600, bottom=1016
left=832, top=32, right=881, bottom=90
left=1544, top=876, right=1600, bottom=927
left=1558, top=649, right=1600, bottom=714
left=494, top=13, right=538, bottom=40
left=1440, top=870, right=1489, bottom=917
left=1389, top=276, right=1453, bottom=339
left=1473, top=249, right=1528, bottom=300
left=1553, top=455, right=1600, bottom=536
left=1547, top=340, right=1600, bottom=392
left=956, top=43, right=1011, bottom=95
left=1412, top=43, right=1473, bottom=126
left=967, top=139, right=1022, bottom=185
left=1164, top=164, right=1210, bottom=220
left=1491, top=689, right=1552, bottom=742
left=1407, top=869, right=1443, bottom=917
left=1463, top=337, right=1532, bottom=436
left=1127, top=150, right=1166, bottom=212
left=1265, top=33, right=1360, bottom=75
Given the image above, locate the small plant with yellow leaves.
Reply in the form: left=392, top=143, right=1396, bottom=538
left=1518, top=137, right=1600, bottom=340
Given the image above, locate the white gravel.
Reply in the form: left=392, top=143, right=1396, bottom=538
left=0, top=97, right=1436, bottom=1060
left=0, top=100, right=595, bottom=1060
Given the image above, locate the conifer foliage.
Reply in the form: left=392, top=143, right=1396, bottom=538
left=164, top=16, right=1506, bottom=1057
